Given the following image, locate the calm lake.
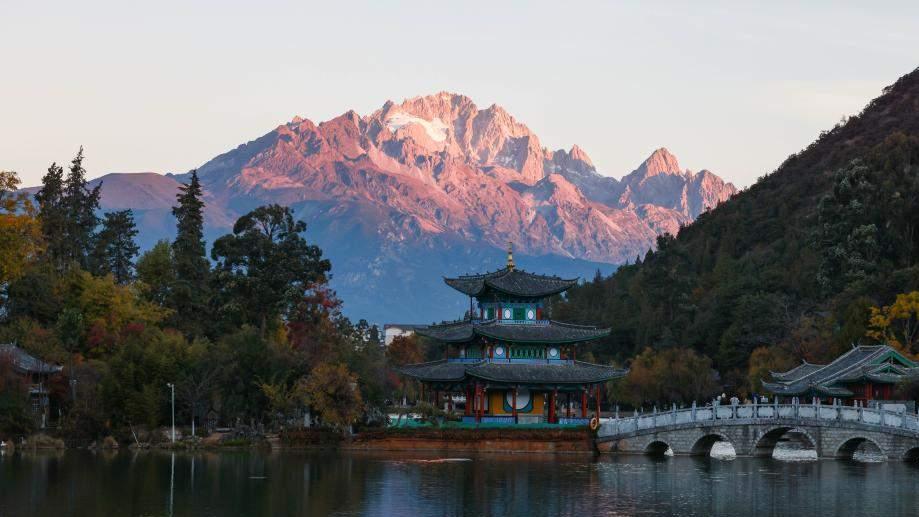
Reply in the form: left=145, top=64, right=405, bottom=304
left=2, top=448, right=919, bottom=516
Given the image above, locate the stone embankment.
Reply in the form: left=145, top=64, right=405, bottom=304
left=344, top=428, right=595, bottom=454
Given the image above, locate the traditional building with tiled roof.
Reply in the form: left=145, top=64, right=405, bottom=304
left=397, top=244, right=626, bottom=425
left=762, top=345, right=919, bottom=404
left=0, top=344, right=63, bottom=429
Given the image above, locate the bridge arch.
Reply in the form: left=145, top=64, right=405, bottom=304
left=903, top=447, right=919, bottom=462
left=753, top=426, right=818, bottom=458
left=835, top=436, right=886, bottom=460
left=644, top=440, right=672, bottom=456
left=690, top=433, right=733, bottom=457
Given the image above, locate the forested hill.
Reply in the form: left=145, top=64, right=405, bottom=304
left=555, top=67, right=919, bottom=391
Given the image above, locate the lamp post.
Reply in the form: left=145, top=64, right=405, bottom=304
left=166, top=383, right=175, bottom=443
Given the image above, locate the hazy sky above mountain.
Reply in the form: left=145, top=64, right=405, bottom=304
left=3, top=1, right=918, bottom=188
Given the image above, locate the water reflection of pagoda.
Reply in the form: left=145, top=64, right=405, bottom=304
left=398, top=245, right=627, bottom=424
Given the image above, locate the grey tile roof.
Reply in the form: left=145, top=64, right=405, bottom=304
left=396, top=360, right=471, bottom=382
left=444, top=267, right=577, bottom=298
left=0, top=344, right=63, bottom=374
left=396, top=359, right=627, bottom=385
left=466, top=361, right=627, bottom=384
left=763, top=345, right=918, bottom=396
left=770, top=362, right=825, bottom=381
left=415, top=320, right=610, bottom=344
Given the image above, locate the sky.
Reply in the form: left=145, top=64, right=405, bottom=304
left=2, top=1, right=919, bottom=188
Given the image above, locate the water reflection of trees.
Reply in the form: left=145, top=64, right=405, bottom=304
left=5, top=451, right=919, bottom=515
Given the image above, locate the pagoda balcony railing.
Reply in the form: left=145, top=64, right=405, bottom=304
left=471, top=318, right=550, bottom=326
left=448, top=358, right=574, bottom=365
left=459, top=415, right=589, bottom=425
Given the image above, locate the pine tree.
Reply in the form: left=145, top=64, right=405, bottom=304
left=171, top=170, right=210, bottom=335
left=91, top=210, right=140, bottom=283
left=35, top=162, right=68, bottom=268
left=61, top=148, right=101, bottom=269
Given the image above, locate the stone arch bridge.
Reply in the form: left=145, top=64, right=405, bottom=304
left=597, top=402, right=919, bottom=460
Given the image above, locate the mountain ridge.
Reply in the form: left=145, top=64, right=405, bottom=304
left=25, top=93, right=737, bottom=322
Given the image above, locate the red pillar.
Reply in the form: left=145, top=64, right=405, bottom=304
left=595, top=384, right=602, bottom=420
left=566, top=393, right=571, bottom=418
left=581, top=390, right=588, bottom=418
left=512, top=387, right=518, bottom=424
left=549, top=389, right=557, bottom=424
left=474, top=384, right=480, bottom=423
left=465, top=385, right=471, bottom=416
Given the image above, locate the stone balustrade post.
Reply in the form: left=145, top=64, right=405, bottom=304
left=691, top=401, right=697, bottom=421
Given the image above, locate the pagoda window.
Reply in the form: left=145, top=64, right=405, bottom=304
left=513, top=307, right=525, bottom=321
left=486, top=307, right=495, bottom=320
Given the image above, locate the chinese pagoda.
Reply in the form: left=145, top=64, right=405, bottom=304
left=398, top=245, right=626, bottom=424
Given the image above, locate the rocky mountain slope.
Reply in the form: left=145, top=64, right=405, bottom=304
left=62, top=93, right=737, bottom=322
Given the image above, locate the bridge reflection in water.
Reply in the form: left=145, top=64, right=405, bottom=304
left=597, top=400, right=919, bottom=461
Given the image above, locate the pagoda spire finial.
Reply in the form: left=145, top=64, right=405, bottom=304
left=506, top=241, right=515, bottom=271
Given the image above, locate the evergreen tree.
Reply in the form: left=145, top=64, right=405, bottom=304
left=211, top=204, right=331, bottom=336
left=171, top=170, right=210, bottom=335
left=816, top=160, right=879, bottom=293
left=35, top=162, right=68, bottom=268
left=61, top=147, right=101, bottom=269
left=91, top=210, right=140, bottom=284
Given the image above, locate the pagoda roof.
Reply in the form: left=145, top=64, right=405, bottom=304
left=415, top=320, right=610, bottom=344
left=762, top=345, right=919, bottom=397
left=0, top=344, right=62, bottom=375
left=444, top=267, right=578, bottom=298
left=769, top=362, right=825, bottom=382
left=397, top=359, right=627, bottom=385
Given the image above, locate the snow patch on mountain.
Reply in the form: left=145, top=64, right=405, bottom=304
left=385, top=112, right=449, bottom=142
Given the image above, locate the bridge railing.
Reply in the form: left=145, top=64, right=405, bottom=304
left=599, top=401, right=919, bottom=437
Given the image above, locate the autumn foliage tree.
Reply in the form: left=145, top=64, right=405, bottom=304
left=867, top=291, right=919, bottom=355
left=386, top=335, right=423, bottom=366
left=0, top=170, right=43, bottom=304
left=747, top=345, right=797, bottom=394
left=303, top=363, right=363, bottom=429
left=611, top=347, right=719, bottom=407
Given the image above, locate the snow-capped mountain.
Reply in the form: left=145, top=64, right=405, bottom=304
left=68, top=93, right=737, bottom=322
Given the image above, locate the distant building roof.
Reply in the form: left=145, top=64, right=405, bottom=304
left=397, top=359, right=627, bottom=385
left=383, top=324, right=429, bottom=331
left=444, top=267, right=578, bottom=298
left=415, top=319, right=610, bottom=344
left=762, top=345, right=918, bottom=397
left=0, top=344, right=63, bottom=375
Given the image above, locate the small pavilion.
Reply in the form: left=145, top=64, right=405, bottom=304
left=397, top=245, right=626, bottom=424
